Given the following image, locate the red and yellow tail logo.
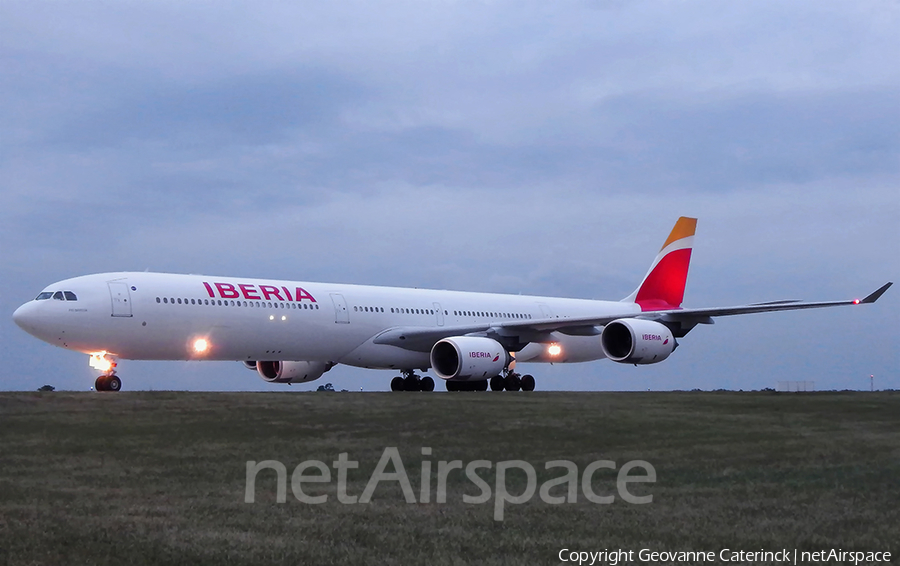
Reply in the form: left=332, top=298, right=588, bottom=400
left=626, top=217, right=696, bottom=311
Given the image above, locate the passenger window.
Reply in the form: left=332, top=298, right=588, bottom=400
left=64, top=291, right=77, bottom=301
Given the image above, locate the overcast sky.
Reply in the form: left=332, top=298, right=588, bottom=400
left=1, top=0, right=897, bottom=392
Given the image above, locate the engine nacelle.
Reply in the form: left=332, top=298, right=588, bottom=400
left=255, top=361, right=332, bottom=384
left=600, top=319, right=676, bottom=365
left=431, top=337, right=509, bottom=381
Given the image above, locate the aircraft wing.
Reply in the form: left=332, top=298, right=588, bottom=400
left=658, top=281, right=892, bottom=320
left=373, top=282, right=892, bottom=352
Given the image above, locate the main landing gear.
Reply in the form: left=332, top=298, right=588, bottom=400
left=445, top=380, right=488, bottom=392
left=390, top=370, right=435, bottom=392
left=390, top=369, right=537, bottom=392
left=488, top=370, right=535, bottom=392
left=446, top=370, right=536, bottom=392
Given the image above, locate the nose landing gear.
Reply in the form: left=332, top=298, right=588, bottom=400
left=95, top=373, right=122, bottom=392
left=89, top=352, right=122, bottom=392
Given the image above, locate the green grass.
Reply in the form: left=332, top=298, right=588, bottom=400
left=0, top=391, right=897, bottom=565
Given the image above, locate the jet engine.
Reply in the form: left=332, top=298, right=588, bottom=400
left=254, top=361, right=332, bottom=384
left=431, top=337, right=509, bottom=380
left=600, top=319, right=676, bottom=365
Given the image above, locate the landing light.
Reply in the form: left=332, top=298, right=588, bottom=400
left=89, top=351, right=113, bottom=372
left=547, top=344, right=562, bottom=357
left=193, top=338, right=210, bottom=354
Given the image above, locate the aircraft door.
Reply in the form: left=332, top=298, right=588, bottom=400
left=433, top=302, right=444, bottom=326
left=108, top=281, right=133, bottom=317
left=330, top=293, right=350, bottom=324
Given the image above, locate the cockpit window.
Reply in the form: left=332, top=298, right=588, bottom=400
left=36, top=290, right=78, bottom=301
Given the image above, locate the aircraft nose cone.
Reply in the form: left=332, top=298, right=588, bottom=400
left=13, top=302, right=38, bottom=334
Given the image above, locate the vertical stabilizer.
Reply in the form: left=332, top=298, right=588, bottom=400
left=623, top=217, right=697, bottom=311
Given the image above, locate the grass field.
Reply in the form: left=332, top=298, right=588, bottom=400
left=1, top=391, right=898, bottom=565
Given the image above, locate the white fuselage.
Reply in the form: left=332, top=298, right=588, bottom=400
left=13, top=272, right=641, bottom=371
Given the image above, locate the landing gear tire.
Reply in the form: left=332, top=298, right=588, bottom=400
left=490, top=375, right=505, bottom=391
left=391, top=376, right=404, bottom=391
left=476, top=380, right=488, bottom=392
left=403, top=375, right=420, bottom=391
left=420, top=376, right=435, bottom=392
left=449, top=380, right=472, bottom=391
left=520, top=374, right=535, bottom=392
left=95, top=374, right=121, bottom=392
left=504, top=374, right=521, bottom=392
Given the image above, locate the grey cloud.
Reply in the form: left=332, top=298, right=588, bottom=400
left=595, top=88, right=900, bottom=189
left=44, top=67, right=368, bottom=148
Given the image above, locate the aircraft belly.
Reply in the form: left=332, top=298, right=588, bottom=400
left=515, top=333, right=606, bottom=364
left=88, top=308, right=365, bottom=362
left=338, top=340, right=431, bottom=370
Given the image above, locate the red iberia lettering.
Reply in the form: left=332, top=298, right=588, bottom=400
left=203, top=281, right=317, bottom=303
left=295, top=287, right=316, bottom=302
left=238, top=284, right=260, bottom=300
left=215, top=282, right=240, bottom=299
left=259, top=285, right=284, bottom=301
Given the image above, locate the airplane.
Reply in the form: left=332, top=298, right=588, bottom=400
left=12, top=217, right=892, bottom=393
